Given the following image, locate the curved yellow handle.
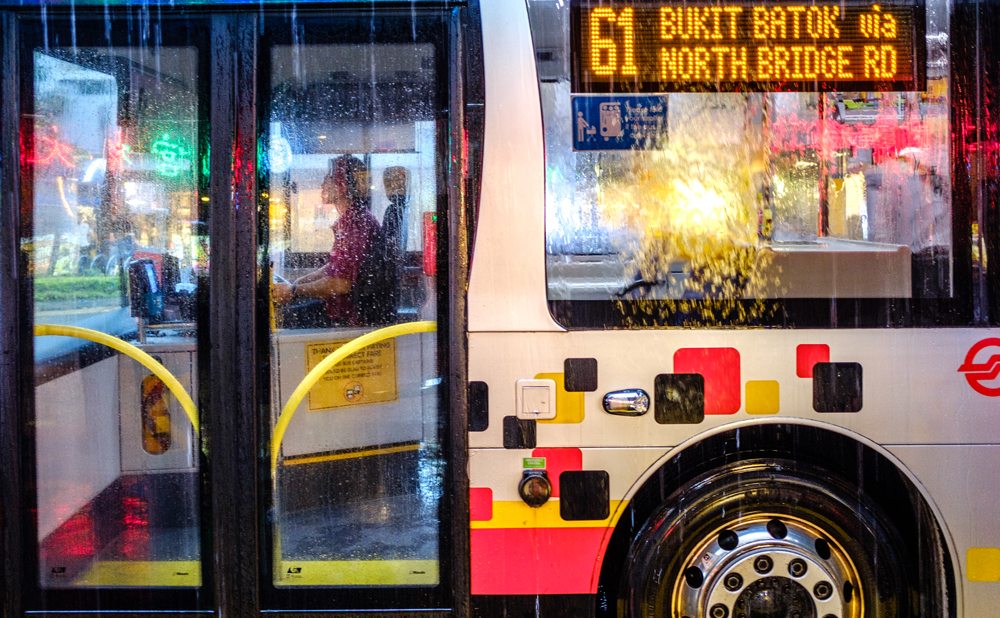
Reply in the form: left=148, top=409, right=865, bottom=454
left=270, top=320, right=437, bottom=475
left=34, top=324, right=200, bottom=435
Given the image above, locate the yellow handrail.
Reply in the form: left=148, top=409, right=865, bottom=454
left=34, top=321, right=437, bottom=471
left=34, top=324, right=200, bottom=435
left=270, top=320, right=437, bottom=475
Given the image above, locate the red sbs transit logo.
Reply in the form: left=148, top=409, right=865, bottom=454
left=958, top=338, right=1000, bottom=397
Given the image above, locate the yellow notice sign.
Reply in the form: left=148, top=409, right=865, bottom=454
left=305, top=339, right=398, bottom=411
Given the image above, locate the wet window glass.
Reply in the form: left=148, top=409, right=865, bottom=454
left=529, top=0, right=970, bottom=328
left=25, top=17, right=207, bottom=594
left=262, top=17, right=445, bottom=593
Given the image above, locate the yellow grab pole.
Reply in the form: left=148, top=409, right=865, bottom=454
left=270, top=320, right=436, bottom=476
left=34, top=324, right=200, bottom=435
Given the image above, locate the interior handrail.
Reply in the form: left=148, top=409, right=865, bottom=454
left=270, top=320, right=437, bottom=476
left=34, top=323, right=200, bottom=435
left=35, top=320, right=438, bottom=473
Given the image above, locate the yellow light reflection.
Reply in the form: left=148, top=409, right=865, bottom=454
left=592, top=101, right=780, bottom=326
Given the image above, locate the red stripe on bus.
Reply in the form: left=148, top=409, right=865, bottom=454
left=470, top=526, right=609, bottom=594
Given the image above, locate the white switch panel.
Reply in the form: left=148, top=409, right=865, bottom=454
left=515, top=378, right=557, bottom=420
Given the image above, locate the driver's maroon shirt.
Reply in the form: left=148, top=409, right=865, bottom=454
left=324, top=205, right=380, bottom=325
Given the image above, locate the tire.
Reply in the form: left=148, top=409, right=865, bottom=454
left=621, top=459, right=911, bottom=618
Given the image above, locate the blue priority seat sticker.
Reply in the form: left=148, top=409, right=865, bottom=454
left=572, top=95, right=668, bottom=151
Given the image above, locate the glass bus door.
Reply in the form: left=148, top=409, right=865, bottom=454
left=259, top=11, right=458, bottom=611
left=18, top=12, right=210, bottom=610
left=4, top=6, right=466, bottom=614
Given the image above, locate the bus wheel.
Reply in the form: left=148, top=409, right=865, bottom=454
left=622, top=459, right=910, bottom=618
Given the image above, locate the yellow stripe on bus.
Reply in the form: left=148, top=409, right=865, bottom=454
left=276, top=560, right=438, bottom=586
left=282, top=443, right=420, bottom=466
left=471, top=500, right=627, bottom=529
left=72, top=561, right=201, bottom=587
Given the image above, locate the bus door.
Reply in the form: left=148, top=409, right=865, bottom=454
left=18, top=15, right=210, bottom=609
left=3, top=5, right=472, bottom=615
left=259, top=11, right=464, bottom=612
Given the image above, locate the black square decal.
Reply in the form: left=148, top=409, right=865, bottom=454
left=468, top=381, right=489, bottom=432
left=559, top=471, right=610, bottom=521
left=564, top=358, right=598, bottom=392
left=813, top=362, right=863, bottom=413
left=502, top=416, right=536, bottom=449
left=654, top=374, right=705, bottom=424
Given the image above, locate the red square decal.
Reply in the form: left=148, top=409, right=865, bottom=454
left=673, top=348, right=741, bottom=415
left=532, top=448, right=582, bottom=497
left=470, top=487, right=493, bottom=521
left=797, top=344, right=830, bottom=378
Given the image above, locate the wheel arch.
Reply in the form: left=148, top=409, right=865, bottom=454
left=596, top=418, right=961, bottom=618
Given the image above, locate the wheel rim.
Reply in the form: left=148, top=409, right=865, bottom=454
left=672, top=514, right=864, bottom=618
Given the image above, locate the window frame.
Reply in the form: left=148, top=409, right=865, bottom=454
left=532, top=0, right=999, bottom=329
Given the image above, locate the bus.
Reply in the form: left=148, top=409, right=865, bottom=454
left=0, top=0, right=997, bottom=616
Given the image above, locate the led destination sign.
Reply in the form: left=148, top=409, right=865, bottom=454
left=572, top=1, right=924, bottom=92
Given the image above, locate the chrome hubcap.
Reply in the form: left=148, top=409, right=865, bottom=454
left=673, top=515, right=862, bottom=618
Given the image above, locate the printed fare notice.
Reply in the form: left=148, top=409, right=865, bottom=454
left=305, top=339, right=399, bottom=411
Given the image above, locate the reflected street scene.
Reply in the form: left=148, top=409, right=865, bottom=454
left=27, top=18, right=208, bottom=592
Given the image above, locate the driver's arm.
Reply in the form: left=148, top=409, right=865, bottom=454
left=293, top=275, right=352, bottom=298
left=273, top=273, right=351, bottom=305
left=294, top=264, right=352, bottom=297
left=292, top=266, right=328, bottom=285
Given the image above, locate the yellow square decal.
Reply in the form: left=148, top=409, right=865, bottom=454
left=967, top=547, right=1000, bottom=582
left=745, top=380, right=779, bottom=415
left=534, top=373, right=584, bottom=424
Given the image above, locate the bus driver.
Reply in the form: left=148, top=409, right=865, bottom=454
left=273, top=155, right=381, bottom=327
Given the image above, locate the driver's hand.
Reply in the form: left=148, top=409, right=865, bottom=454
left=273, top=282, right=293, bottom=305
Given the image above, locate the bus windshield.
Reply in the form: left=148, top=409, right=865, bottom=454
left=528, top=0, right=978, bottom=328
